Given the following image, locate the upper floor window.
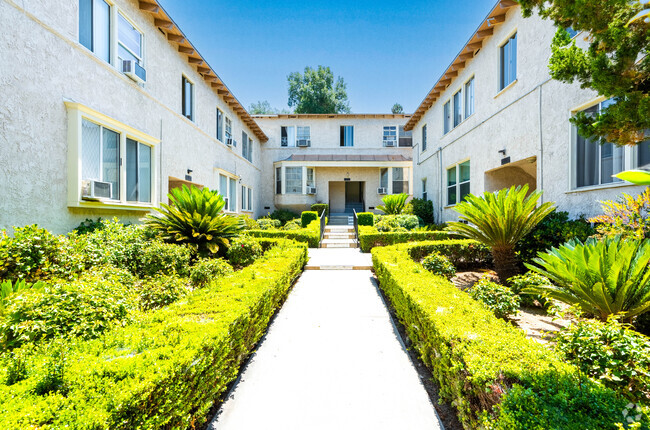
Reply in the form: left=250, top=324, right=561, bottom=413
left=383, top=126, right=397, bottom=147
left=216, top=108, right=223, bottom=142
left=242, top=132, right=253, bottom=162
left=340, top=126, right=354, bottom=147
left=79, top=0, right=111, bottom=63
left=281, top=126, right=296, bottom=147
left=297, top=126, right=311, bottom=146
left=447, top=160, right=470, bottom=206
left=500, top=33, right=517, bottom=91
left=118, top=14, right=143, bottom=66
left=421, top=125, right=427, bottom=152
left=182, top=76, right=194, bottom=121
left=443, top=101, right=451, bottom=134
left=453, top=90, right=462, bottom=127
left=398, top=126, right=413, bottom=147
left=565, top=26, right=578, bottom=39
left=225, top=117, right=233, bottom=144
left=465, top=77, right=475, bottom=118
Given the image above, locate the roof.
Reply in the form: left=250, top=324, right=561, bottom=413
left=282, top=154, right=412, bottom=162
left=253, top=114, right=412, bottom=120
left=137, top=1, right=268, bottom=142
left=404, top=0, right=518, bottom=131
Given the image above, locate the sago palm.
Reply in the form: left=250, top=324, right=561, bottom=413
left=377, top=193, right=409, bottom=215
left=525, top=236, right=650, bottom=321
left=145, top=185, right=243, bottom=256
left=446, top=185, right=555, bottom=282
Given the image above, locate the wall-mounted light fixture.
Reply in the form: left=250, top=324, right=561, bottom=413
left=498, top=149, right=507, bottom=157
left=185, top=168, right=193, bottom=182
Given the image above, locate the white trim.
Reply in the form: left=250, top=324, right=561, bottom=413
left=445, top=158, right=470, bottom=207
left=181, top=74, right=195, bottom=122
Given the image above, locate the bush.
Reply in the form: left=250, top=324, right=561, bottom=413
left=269, top=209, right=298, bottom=226
left=357, top=212, right=374, bottom=226
left=311, top=203, right=329, bottom=217
left=377, top=214, right=420, bottom=231
left=507, top=271, right=552, bottom=308
left=589, top=187, right=650, bottom=239
left=1, top=279, right=46, bottom=314
left=227, top=236, right=263, bottom=267
left=469, top=278, right=520, bottom=319
left=189, top=258, right=233, bottom=288
left=300, top=211, right=318, bottom=228
left=377, top=193, right=409, bottom=214
left=136, top=275, right=191, bottom=311
left=410, top=198, right=434, bottom=225
left=359, top=231, right=452, bottom=253
left=256, top=218, right=281, bottom=230
left=283, top=220, right=301, bottom=230
left=136, top=241, right=193, bottom=278
left=236, top=215, right=258, bottom=230
left=72, top=218, right=104, bottom=235
left=421, top=252, right=456, bottom=279
left=555, top=318, right=650, bottom=403
left=246, top=229, right=320, bottom=248
left=406, top=240, right=492, bottom=269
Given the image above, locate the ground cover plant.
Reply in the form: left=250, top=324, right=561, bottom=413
left=421, top=252, right=456, bottom=279
left=468, top=278, right=520, bottom=319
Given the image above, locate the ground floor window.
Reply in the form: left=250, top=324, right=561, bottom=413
left=392, top=167, right=409, bottom=194
left=306, top=168, right=315, bottom=188
left=380, top=168, right=389, bottom=191
left=219, top=173, right=237, bottom=211
left=285, top=167, right=303, bottom=194
left=447, top=160, right=470, bottom=206
left=422, top=178, right=427, bottom=201
left=276, top=167, right=282, bottom=194
left=82, top=119, right=120, bottom=200
left=241, top=186, right=253, bottom=211
left=126, top=138, right=151, bottom=203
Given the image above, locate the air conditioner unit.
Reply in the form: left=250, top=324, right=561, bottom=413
left=384, top=140, right=395, bottom=147
left=81, top=180, right=112, bottom=200
left=122, top=60, right=146, bottom=84
left=377, top=187, right=387, bottom=195
left=297, top=139, right=311, bottom=147
left=227, top=138, right=237, bottom=147
left=306, top=187, right=317, bottom=194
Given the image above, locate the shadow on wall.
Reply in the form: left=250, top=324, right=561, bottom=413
left=484, top=156, right=537, bottom=194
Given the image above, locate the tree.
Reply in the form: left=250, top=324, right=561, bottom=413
left=287, top=66, right=350, bottom=114
left=391, top=103, right=404, bottom=114
left=248, top=100, right=289, bottom=115
left=518, top=0, right=650, bottom=146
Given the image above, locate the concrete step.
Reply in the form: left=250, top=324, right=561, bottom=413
left=320, top=239, right=358, bottom=248
left=324, top=233, right=355, bottom=239
left=324, top=226, right=354, bottom=232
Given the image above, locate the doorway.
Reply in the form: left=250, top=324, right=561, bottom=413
left=344, top=181, right=364, bottom=213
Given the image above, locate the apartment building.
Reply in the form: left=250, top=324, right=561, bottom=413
left=406, top=1, right=650, bottom=222
left=254, top=115, right=413, bottom=214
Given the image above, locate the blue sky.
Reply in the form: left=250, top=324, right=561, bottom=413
left=158, top=0, right=498, bottom=113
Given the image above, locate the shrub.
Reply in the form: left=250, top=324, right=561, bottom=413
left=300, top=211, right=318, bottom=228
left=189, top=258, right=233, bottom=288
left=136, top=241, right=193, bottom=278
left=145, top=185, right=243, bottom=256
left=358, top=230, right=451, bottom=253
left=246, top=229, right=320, bottom=248
left=446, top=185, right=556, bottom=282
left=526, top=236, right=650, bottom=321
left=468, top=278, right=520, bottom=319
left=256, top=218, right=281, bottom=230
left=357, top=212, right=374, bottom=226
left=635, top=312, right=650, bottom=336
left=227, top=236, right=263, bottom=267
left=72, top=218, right=104, bottom=235
left=1, top=279, right=45, bottom=314
left=555, top=318, right=650, bottom=403
left=410, top=197, right=434, bottom=225
left=516, top=210, right=594, bottom=264
left=589, top=187, right=650, bottom=239
left=406, top=239, right=492, bottom=268
left=283, top=220, right=301, bottom=230
left=236, top=215, right=258, bottom=230
left=311, top=203, right=329, bottom=217
left=377, top=193, right=409, bottom=214
left=380, top=214, right=420, bottom=231
left=269, top=209, right=298, bottom=226
left=507, top=271, right=552, bottom=308
left=421, top=252, right=456, bottom=279
left=136, top=274, right=191, bottom=311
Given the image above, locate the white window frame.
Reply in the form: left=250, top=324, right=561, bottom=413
left=225, top=116, right=233, bottom=144
left=464, top=76, right=475, bottom=118
left=65, top=101, right=158, bottom=210
left=79, top=0, right=112, bottom=64
left=182, top=75, right=195, bottom=121
left=422, top=178, right=428, bottom=201
left=216, top=108, right=224, bottom=143
left=285, top=166, right=303, bottom=194
left=443, top=100, right=451, bottom=135
left=275, top=167, right=282, bottom=194
left=453, top=89, right=463, bottom=128
left=340, top=125, right=354, bottom=147
left=379, top=168, right=389, bottom=191
left=297, top=126, right=311, bottom=146
left=241, top=185, right=253, bottom=212
left=117, top=12, right=144, bottom=68
left=217, top=170, right=239, bottom=213
left=498, top=31, right=518, bottom=93
left=392, top=167, right=410, bottom=195
left=446, top=159, right=470, bottom=207
left=383, top=125, right=398, bottom=147
left=421, top=124, right=427, bottom=152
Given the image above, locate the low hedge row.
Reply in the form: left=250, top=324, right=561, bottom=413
left=406, top=239, right=491, bottom=269
left=246, top=229, right=320, bottom=248
left=372, top=243, right=648, bottom=429
left=358, top=229, right=450, bottom=252
left=0, top=240, right=308, bottom=429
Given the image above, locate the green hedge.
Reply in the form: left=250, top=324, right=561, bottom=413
left=300, top=211, right=318, bottom=228
left=372, top=243, right=648, bottom=429
left=406, top=239, right=491, bottom=269
left=246, top=229, right=320, bottom=248
left=358, top=230, right=449, bottom=252
left=357, top=212, right=374, bottom=226
left=0, top=240, right=308, bottom=429
left=311, top=203, right=329, bottom=217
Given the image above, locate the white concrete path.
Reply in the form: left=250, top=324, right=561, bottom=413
left=209, top=250, right=442, bottom=430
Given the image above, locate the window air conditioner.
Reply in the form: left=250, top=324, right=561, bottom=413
left=384, top=140, right=395, bottom=147
left=227, top=138, right=236, bottom=147
left=82, top=180, right=112, bottom=200
left=306, top=187, right=317, bottom=194
left=377, top=187, right=387, bottom=194
left=122, top=60, right=146, bottom=84
left=297, top=139, right=311, bottom=147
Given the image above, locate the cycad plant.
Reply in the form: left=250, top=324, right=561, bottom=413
left=525, top=236, right=650, bottom=321
left=145, top=185, right=243, bottom=256
left=377, top=193, right=409, bottom=215
left=446, top=185, right=555, bottom=282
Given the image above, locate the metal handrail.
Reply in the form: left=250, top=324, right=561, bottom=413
left=353, top=209, right=359, bottom=247
left=319, top=209, right=327, bottom=244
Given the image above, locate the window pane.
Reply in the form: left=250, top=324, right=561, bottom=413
left=393, top=167, right=403, bottom=181
left=465, top=78, right=474, bottom=117
left=459, top=182, right=470, bottom=202
left=102, top=127, right=119, bottom=200
left=297, top=126, right=310, bottom=140
left=398, top=126, right=413, bottom=147
left=638, top=140, right=650, bottom=168
left=242, top=186, right=246, bottom=210
left=283, top=126, right=296, bottom=147
left=341, top=126, right=354, bottom=147
left=139, top=143, right=151, bottom=202
left=82, top=119, right=101, bottom=181
left=285, top=167, right=302, bottom=194
left=306, top=168, right=314, bottom=187
left=182, top=77, right=192, bottom=120
left=443, top=102, right=451, bottom=134
left=79, top=0, right=92, bottom=51
left=118, top=44, right=138, bottom=63
left=276, top=167, right=282, bottom=194
left=220, top=174, right=228, bottom=203
left=248, top=188, right=252, bottom=210
left=510, top=33, right=517, bottom=84
left=217, top=109, right=223, bottom=141
left=459, top=161, right=470, bottom=182
left=229, top=178, right=236, bottom=211
left=447, top=166, right=457, bottom=186
left=453, top=90, right=462, bottom=127
left=126, top=138, right=137, bottom=201
left=422, top=125, right=427, bottom=150
left=383, top=126, right=397, bottom=146
left=93, top=0, right=110, bottom=63
left=380, top=168, right=388, bottom=188
left=225, top=117, right=232, bottom=139
left=600, top=143, right=624, bottom=184
left=118, top=14, right=141, bottom=59
left=447, top=186, right=457, bottom=206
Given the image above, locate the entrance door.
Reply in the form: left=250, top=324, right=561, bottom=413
left=344, top=181, right=364, bottom=212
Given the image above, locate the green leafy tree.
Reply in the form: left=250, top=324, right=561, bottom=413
left=287, top=66, right=351, bottom=114
left=391, top=103, right=404, bottom=114
left=519, top=0, right=650, bottom=146
left=248, top=100, right=288, bottom=115
left=446, top=185, right=556, bottom=282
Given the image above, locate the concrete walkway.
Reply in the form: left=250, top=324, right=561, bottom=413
left=209, top=249, right=442, bottom=430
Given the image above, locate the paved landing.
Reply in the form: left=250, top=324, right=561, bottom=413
left=209, top=269, right=442, bottom=430
left=305, top=248, right=372, bottom=270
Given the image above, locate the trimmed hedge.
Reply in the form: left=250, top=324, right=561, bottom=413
left=358, top=230, right=450, bottom=252
left=246, top=229, right=320, bottom=248
left=0, top=240, right=308, bottom=429
left=311, top=203, right=329, bottom=217
left=406, top=239, right=491, bottom=269
left=372, top=243, right=648, bottom=429
left=357, top=212, right=374, bottom=226
left=300, top=211, right=318, bottom=228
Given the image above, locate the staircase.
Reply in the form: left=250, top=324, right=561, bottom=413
left=328, top=213, right=353, bottom=226
left=320, top=225, right=358, bottom=248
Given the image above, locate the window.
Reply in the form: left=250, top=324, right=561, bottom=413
left=219, top=174, right=237, bottom=211
left=225, top=117, right=233, bottom=144
left=216, top=108, right=223, bottom=142
left=281, top=126, right=295, bottom=147
left=447, top=161, right=470, bottom=206
left=126, top=138, right=151, bottom=203
left=464, top=77, right=475, bottom=118
left=275, top=167, right=282, bottom=194
left=118, top=14, right=142, bottom=67
left=453, top=89, right=462, bottom=127
left=242, top=131, right=252, bottom=162
left=340, top=126, right=354, bottom=147
left=247, top=137, right=253, bottom=162
left=443, top=101, right=451, bottom=134
left=637, top=138, right=650, bottom=169
left=241, top=186, right=253, bottom=211
left=182, top=76, right=194, bottom=121
left=398, top=126, right=413, bottom=147
left=392, top=167, right=410, bottom=194
left=297, top=126, right=311, bottom=146
left=565, top=26, right=578, bottom=39
left=383, top=126, right=397, bottom=147
left=306, top=168, right=315, bottom=188
left=380, top=168, right=388, bottom=190
left=285, top=167, right=303, bottom=194
left=574, top=100, right=624, bottom=188
left=422, top=178, right=428, bottom=201
left=500, top=33, right=517, bottom=91
left=79, top=0, right=111, bottom=63
left=422, top=125, right=427, bottom=151
left=82, top=119, right=120, bottom=200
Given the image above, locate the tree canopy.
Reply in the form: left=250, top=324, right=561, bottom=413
left=519, top=0, right=650, bottom=145
left=248, top=100, right=288, bottom=115
left=287, top=66, right=351, bottom=114
left=391, top=103, right=404, bottom=114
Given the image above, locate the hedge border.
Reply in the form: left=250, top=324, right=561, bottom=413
left=358, top=230, right=450, bottom=252
left=246, top=229, right=319, bottom=248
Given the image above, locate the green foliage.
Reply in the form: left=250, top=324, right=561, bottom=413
left=145, top=185, right=243, bottom=256
left=269, top=209, right=298, bottom=226
left=555, top=318, right=650, bottom=404
left=287, top=65, right=350, bottom=114
left=1, top=279, right=45, bottom=314
left=189, top=258, right=233, bottom=288
left=407, top=239, right=492, bottom=269
left=518, top=1, right=650, bottom=146
left=136, top=274, right=190, bottom=311
left=358, top=230, right=451, bottom=252
left=246, top=226, right=320, bottom=248
left=421, top=252, right=456, bottom=279
left=136, top=240, right=192, bottom=278
left=237, top=214, right=258, bottom=230
left=507, top=271, right=552, bottom=308
left=226, top=236, right=263, bottom=267
left=375, top=214, right=419, bottom=231
left=469, top=278, right=520, bottom=319
left=589, top=188, right=650, bottom=239
left=410, top=197, right=435, bottom=225
left=526, top=236, right=650, bottom=321
left=72, top=218, right=104, bottom=235
left=0, top=241, right=308, bottom=429
left=377, top=193, right=409, bottom=214
left=256, top=218, right=282, bottom=230
left=357, top=212, right=374, bottom=226
left=447, top=185, right=556, bottom=282
left=516, top=210, right=595, bottom=264
left=248, top=100, right=287, bottom=114
left=635, top=311, right=650, bottom=336
left=311, top=203, right=329, bottom=217
left=391, top=103, right=404, bottom=114
left=283, top=220, right=302, bottom=230
left=371, top=242, right=644, bottom=428
left=300, top=211, right=318, bottom=228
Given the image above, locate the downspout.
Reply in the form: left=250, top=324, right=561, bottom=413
left=159, top=119, right=164, bottom=206
left=538, top=85, right=544, bottom=203
left=437, top=146, right=443, bottom=223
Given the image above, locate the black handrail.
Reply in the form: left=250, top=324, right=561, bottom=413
left=353, top=209, right=359, bottom=248
left=319, top=209, right=327, bottom=244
